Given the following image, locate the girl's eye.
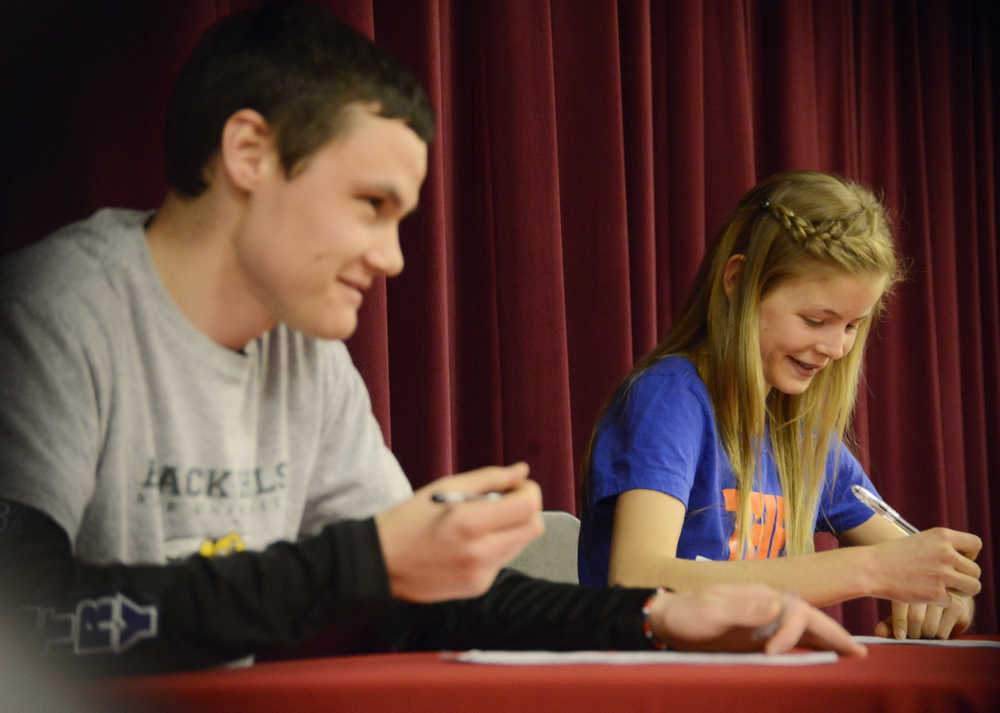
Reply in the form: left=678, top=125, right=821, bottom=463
left=363, top=197, right=384, bottom=212
left=846, top=322, right=859, bottom=332
left=802, top=317, right=824, bottom=327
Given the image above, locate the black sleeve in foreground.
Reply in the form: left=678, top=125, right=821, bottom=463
left=385, top=568, right=660, bottom=652
left=0, top=499, right=394, bottom=675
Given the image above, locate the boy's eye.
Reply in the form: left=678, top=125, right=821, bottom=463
left=363, top=196, right=384, bottom=211
left=802, top=317, right=824, bottom=327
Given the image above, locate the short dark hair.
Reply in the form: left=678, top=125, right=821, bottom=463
left=163, top=1, right=435, bottom=197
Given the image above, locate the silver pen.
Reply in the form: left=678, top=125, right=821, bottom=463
left=851, top=485, right=919, bottom=535
left=431, top=491, right=505, bottom=504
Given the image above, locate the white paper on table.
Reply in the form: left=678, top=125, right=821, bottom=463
left=445, top=650, right=838, bottom=666
left=853, top=636, right=1000, bottom=648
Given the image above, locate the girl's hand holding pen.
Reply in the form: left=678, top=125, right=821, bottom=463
left=866, top=527, right=982, bottom=605
left=865, top=527, right=981, bottom=639
left=851, top=486, right=981, bottom=639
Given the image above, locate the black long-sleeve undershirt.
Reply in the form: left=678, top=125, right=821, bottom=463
left=0, top=499, right=656, bottom=676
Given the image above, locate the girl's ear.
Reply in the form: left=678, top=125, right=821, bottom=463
left=218, top=109, right=276, bottom=192
left=722, top=254, right=746, bottom=299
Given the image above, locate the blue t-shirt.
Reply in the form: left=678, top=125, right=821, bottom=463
left=577, top=355, right=879, bottom=586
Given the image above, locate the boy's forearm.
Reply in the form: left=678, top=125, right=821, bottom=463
left=1, top=499, right=393, bottom=675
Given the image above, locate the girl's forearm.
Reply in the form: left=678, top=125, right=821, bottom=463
left=610, top=545, right=880, bottom=608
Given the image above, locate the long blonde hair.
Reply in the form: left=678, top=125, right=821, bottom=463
left=584, top=171, right=900, bottom=558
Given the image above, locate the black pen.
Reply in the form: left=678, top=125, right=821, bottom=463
left=431, top=491, right=505, bottom=504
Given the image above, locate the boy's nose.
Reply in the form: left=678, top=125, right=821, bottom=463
left=367, top=229, right=404, bottom=277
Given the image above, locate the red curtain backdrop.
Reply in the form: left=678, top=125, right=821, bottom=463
left=2, top=0, right=996, bottom=635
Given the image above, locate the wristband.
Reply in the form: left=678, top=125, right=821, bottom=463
left=641, top=587, right=669, bottom=650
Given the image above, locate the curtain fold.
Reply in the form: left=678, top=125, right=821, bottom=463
left=551, top=0, right=635, bottom=512
left=2, top=0, right=996, bottom=634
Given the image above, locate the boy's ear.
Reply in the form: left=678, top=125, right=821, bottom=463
left=722, top=254, right=746, bottom=299
left=218, top=109, right=277, bottom=192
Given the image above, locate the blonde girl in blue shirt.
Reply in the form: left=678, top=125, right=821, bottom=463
left=579, top=171, right=982, bottom=639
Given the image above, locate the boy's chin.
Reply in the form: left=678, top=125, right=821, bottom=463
left=290, top=311, right=359, bottom=341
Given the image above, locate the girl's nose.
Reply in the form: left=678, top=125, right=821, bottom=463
left=817, top=330, right=848, bottom=360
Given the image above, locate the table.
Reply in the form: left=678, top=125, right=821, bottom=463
left=100, top=640, right=1000, bottom=713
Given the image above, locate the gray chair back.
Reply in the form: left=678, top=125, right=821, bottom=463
left=507, top=510, right=581, bottom=584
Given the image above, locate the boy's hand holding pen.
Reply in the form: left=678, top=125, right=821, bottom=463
left=375, top=462, right=543, bottom=602
left=431, top=490, right=505, bottom=503
left=430, top=462, right=534, bottom=504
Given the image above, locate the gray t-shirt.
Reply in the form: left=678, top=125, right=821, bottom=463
left=0, top=208, right=412, bottom=565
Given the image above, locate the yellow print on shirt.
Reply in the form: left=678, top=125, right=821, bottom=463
left=721, top=490, right=786, bottom=560
left=198, top=532, right=247, bottom=558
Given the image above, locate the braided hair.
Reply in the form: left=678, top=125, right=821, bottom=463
left=760, top=199, right=848, bottom=244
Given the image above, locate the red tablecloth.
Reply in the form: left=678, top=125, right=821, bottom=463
left=101, top=639, right=1000, bottom=713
